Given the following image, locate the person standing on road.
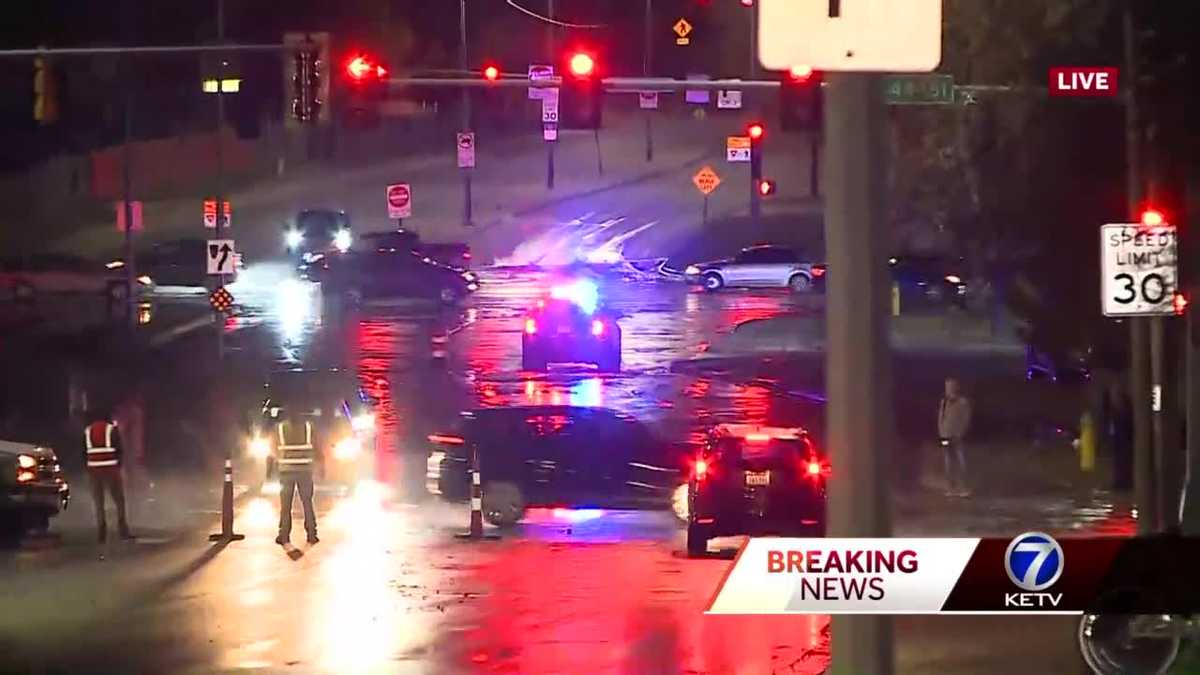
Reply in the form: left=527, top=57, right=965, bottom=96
left=273, top=410, right=320, bottom=545
left=937, top=377, right=972, bottom=496
left=83, top=408, right=133, bottom=542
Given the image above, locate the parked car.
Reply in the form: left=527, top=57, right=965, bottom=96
left=684, top=245, right=819, bottom=292
left=810, top=255, right=969, bottom=309
left=285, top=209, right=354, bottom=261
left=0, top=253, right=152, bottom=302
left=0, top=440, right=69, bottom=537
left=686, top=424, right=829, bottom=557
left=425, top=406, right=686, bottom=527
left=108, top=238, right=243, bottom=288
left=357, top=229, right=473, bottom=270
left=305, top=249, right=475, bottom=306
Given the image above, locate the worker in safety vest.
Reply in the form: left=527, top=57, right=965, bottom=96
left=273, top=410, right=321, bottom=545
left=83, top=409, right=133, bottom=542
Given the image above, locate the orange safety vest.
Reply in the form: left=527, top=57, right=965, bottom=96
left=84, top=421, right=119, bottom=468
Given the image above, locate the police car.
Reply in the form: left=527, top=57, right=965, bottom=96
left=521, top=279, right=622, bottom=372
left=685, top=424, right=830, bottom=557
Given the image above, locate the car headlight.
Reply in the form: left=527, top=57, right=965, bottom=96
left=285, top=230, right=304, bottom=248
left=944, top=274, right=962, bottom=284
left=137, top=275, right=153, bottom=285
left=17, top=454, right=37, bottom=469
left=334, top=229, right=353, bottom=252
left=685, top=265, right=701, bottom=276
left=351, top=413, right=375, bottom=432
left=247, top=436, right=271, bottom=458
left=333, top=437, right=361, bottom=460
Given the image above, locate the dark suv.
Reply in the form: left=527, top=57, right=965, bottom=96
left=426, top=406, right=685, bottom=527
left=686, top=424, right=829, bottom=557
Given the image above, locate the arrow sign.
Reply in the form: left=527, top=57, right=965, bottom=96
left=207, top=239, right=236, bottom=275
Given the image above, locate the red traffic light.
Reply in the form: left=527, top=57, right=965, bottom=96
left=1141, top=208, right=1166, bottom=227
left=758, top=179, right=776, bottom=196
left=568, top=52, right=595, bottom=78
left=789, top=65, right=815, bottom=82
left=1174, top=292, right=1189, bottom=316
left=483, top=65, right=500, bottom=81
left=346, top=55, right=387, bottom=81
left=747, top=123, right=764, bottom=140
left=740, top=0, right=754, bottom=6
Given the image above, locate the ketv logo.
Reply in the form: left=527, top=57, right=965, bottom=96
left=1049, top=67, right=1119, bottom=97
left=1004, top=532, right=1065, bottom=608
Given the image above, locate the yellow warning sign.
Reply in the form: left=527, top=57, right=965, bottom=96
left=673, top=18, right=693, bottom=38
left=693, top=166, right=721, bottom=195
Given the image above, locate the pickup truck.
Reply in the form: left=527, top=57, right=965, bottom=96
left=356, top=229, right=472, bottom=270
left=0, top=440, right=70, bottom=536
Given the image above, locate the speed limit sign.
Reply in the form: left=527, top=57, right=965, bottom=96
left=1100, top=223, right=1178, bottom=316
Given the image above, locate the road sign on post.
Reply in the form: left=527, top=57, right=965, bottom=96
left=115, top=201, right=143, bottom=232
left=203, top=199, right=231, bottom=228
left=528, top=64, right=553, bottom=99
left=1101, top=223, right=1179, bottom=316
left=717, top=90, right=743, bottom=109
left=543, top=122, right=558, bottom=141
left=726, top=136, right=751, bottom=162
left=693, top=166, right=721, bottom=195
left=673, top=18, right=693, bottom=45
left=758, top=0, right=942, bottom=72
left=386, top=183, right=412, bottom=219
left=541, top=88, right=559, bottom=123
left=207, top=239, right=236, bottom=275
left=639, top=92, right=659, bottom=109
left=884, top=74, right=955, bottom=104
left=457, top=132, right=476, bottom=168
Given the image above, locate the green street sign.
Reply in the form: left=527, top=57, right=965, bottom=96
left=884, top=74, right=955, bottom=105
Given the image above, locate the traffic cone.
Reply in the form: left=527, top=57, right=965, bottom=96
left=209, top=458, right=245, bottom=542
left=456, top=446, right=498, bottom=540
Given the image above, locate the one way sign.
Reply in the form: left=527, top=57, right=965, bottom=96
left=207, top=239, right=236, bottom=275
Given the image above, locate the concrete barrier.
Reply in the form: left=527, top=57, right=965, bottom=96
left=707, top=313, right=1024, bottom=356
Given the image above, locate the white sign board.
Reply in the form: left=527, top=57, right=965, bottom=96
left=456, top=132, right=476, bottom=169
left=529, top=64, right=553, bottom=99
left=639, top=92, right=659, bottom=109
left=758, top=0, right=942, bottom=72
left=543, top=122, right=558, bottom=142
left=726, top=136, right=751, bottom=163
left=386, top=183, right=412, bottom=219
left=207, top=239, right=236, bottom=275
left=541, top=88, right=559, bottom=123
left=717, top=90, right=743, bottom=109
left=1100, top=223, right=1178, bottom=317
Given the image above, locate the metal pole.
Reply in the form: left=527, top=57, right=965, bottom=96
left=644, top=0, right=654, bottom=163
left=1151, top=316, right=1167, bottom=530
left=122, top=64, right=136, bottom=326
left=545, top=0, right=556, bottom=190
left=1124, top=3, right=1155, bottom=535
left=460, top=0, right=473, bottom=226
left=824, top=72, right=894, bottom=675
left=748, top=0, right=757, bottom=78
left=810, top=132, right=819, bottom=198
left=1182, top=143, right=1200, bottom=533
left=214, top=0, right=226, bottom=360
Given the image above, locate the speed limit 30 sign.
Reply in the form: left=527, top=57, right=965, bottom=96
left=1101, top=223, right=1178, bottom=317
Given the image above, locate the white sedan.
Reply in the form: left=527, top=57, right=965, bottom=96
left=684, top=245, right=821, bottom=292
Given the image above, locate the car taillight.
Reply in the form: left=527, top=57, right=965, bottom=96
left=693, top=456, right=710, bottom=481
left=745, top=433, right=771, bottom=443
left=462, top=252, right=471, bottom=259
left=812, top=265, right=826, bottom=278
left=591, top=319, right=605, bottom=336
left=17, top=470, right=35, bottom=483
left=805, top=457, right=831, bottom=478
left=524, top=318, right=538, bottom=334
left=428, top=434, right=465, bottom=445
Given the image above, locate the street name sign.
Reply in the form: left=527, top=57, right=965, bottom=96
left=386, top=183, right=412, bottom=219
left=884, top=74, right=954, bottom=104
left=693, top=166, right=721, bottom=195
left=1100, top=223, right=1178, bottom=316
left=726, top=136, right=751, bottom=163
left=207, top=239, right=236, bottom=275
left=717, top=90, right=743, bottom=109
left=529, top=64, right=553, bottom=99
left=759, top=0, right=942, bottom=72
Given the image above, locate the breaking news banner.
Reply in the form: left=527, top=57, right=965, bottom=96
left=707, top=534, right=1200, bottom=615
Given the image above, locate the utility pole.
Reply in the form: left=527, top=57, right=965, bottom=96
left=120, top=0, right=136, bottom=327
left=1124, top=3, right=1156, bottom=534
left=546, top=0, right=556, bottom=189
left=1181, top=118, right=1200, bottom=533
left=643, top=0, right=654, bottom=163
left=824, top=72, right=894, bottom=675
left=214, top=0, right=227, bottom=361
left=459, top=0, right=473, bottom=225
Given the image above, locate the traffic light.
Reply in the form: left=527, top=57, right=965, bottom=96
left=482, top=64, right=500, bottom=82
left=283, top=32, right=330, bottom=127
left=781, top=65, right=822, bottom=132
left=345, top=54, right=387, bottom=82
left=1173, top=291, right=1189, bottom=316
left=748, top=121, right=765, bottom=184
left=290, top=47, right=322, bottom=124
left=560, top=49, right=602, bottom=129
left=1141, top=208, right=1166, bottom=227
left=758, top=179, right=776, bottom=196
left=341, top=51, right=387, bottom=128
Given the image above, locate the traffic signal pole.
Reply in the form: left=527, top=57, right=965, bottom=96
left=214, top=0, right=227, bottom=361
left=1182, top=131, right=1200, bottom=533
left=546, top=0, right=556, bottom=190
left=459, top=0, right=473, bottom=225
left=643, top=0, right=653, bottom=163
left=824, top=73, right=894, bottom=675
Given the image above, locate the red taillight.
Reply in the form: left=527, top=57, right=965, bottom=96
left=17, top=470, right=35, bottom=483
left=428, top=434, right=465, bottom=445
left=693, top=456, right=710, bottom=481
left=812, top=265, right=826, bottom=278
left=806, top=461, right=821, bottom=476
left=462, top=252, right=471, bottom=259
left=804, top=457, right=831, bottom=478
left=524, top=318, right=538, bottom=334
left=591, top=319, right=605, bottom=336
left=745, top=433, right=771, bottom=443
